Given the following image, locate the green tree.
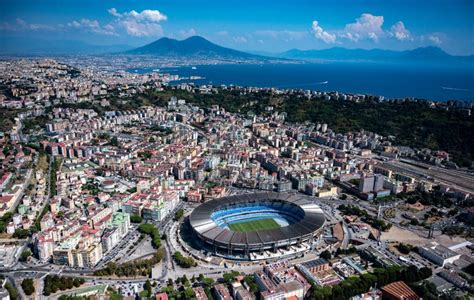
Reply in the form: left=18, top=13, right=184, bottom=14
left=110, top=136, right=119, bottom=146
left=202, top=277, right=214, bottom=287
left=21, top=278, right=35, bottom=296
left=320, top=250, right=332, bottom=260
left=130, top=214, right=143, bottom=223
left=174, top=208, right=184, bottom=220
left=13, top=228, right=29, bottom=239
left=4, top=282, right=18, bottom=300
left=20, top=249, right=32, bottom=262
left=223, top=271, right=240, bottom=284
left=185, top=287, right=195, bottom=298
left=173, top=251, right=196, bottom=268
left=144, top=279, right=152, bottom=295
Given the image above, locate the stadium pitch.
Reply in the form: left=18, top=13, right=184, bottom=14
left=228, top=218, right=281, bottom=232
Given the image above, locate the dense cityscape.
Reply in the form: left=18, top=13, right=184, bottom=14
left=1, top=1, right=473, bottom=300
left=0, top=56, right=472, bottom=300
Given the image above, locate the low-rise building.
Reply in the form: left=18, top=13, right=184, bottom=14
left=381, top=281, right=419, bottom=300
left=418, top=243, right=461, bottom=266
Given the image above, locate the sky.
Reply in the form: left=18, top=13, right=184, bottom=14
left=1, top=0, right=473, bottom=55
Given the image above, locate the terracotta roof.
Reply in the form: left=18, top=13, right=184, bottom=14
left=381, top=281, right=419, bottom=300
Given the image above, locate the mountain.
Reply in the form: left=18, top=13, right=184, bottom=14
left=126, top=36, right=268, bottom=60
left=278, top=46, right=474, bottom=65
left=400, top=46, right=451, bottom=60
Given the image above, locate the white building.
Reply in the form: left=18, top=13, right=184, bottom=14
left=418, top=243, right=461, bottom=266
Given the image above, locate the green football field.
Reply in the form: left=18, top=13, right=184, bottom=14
left=228, top=218, right=281, bottom=232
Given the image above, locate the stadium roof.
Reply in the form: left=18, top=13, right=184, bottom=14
left=189, top=192, right=325, bottom=249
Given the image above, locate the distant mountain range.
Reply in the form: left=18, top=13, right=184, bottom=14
left=1, top=35, right=472, bottom=66
left=126, top=36, right=267, bottom=61
left=126, top=36, right=473, bottom=65
left=273, top=46, right=474, bottom=64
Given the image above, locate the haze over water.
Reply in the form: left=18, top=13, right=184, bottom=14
left=130, top=63, right=474, bottom=102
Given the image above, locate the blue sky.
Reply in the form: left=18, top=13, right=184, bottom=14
left=1, top=0, right=473, bottom=55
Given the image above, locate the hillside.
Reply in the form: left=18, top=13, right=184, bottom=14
left=126, top=36, right=267, bottom=60
left=277, top=46, right=474, bottom=65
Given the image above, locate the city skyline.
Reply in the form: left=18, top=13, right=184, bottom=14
left=1, top=0, right=473, bottom=55
left=0, top=2, right=473, bottom=300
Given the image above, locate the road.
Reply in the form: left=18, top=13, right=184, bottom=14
left=0, top=188, right=438, bottom=296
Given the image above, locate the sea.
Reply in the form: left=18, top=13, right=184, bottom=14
left=128, top=62, right=474, bottom=102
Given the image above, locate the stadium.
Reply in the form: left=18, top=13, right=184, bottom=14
left=188, top=192, right=326, bottom=260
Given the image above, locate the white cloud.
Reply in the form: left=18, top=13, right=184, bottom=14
left=67, top=18, right=116, bottom=35
left=108, top=8, right=121, bottom=17
left=0, top=18, right=56, bottom=31
left=254, top=30, right=307, bottom=41
left=341, top=13, right=384, bottom=42
left=390, top=21, right=411, bottom=41
left=120, top=20, right=163, bottom=37
left=108, top=8, right=167, bottom=37
left=233, top=36, right=248, bottom=43
left=104, top=24, right=115, bottom=32
left=179, top=28, right=197, bottom=38
left=216, top=30, right=229, bottom=36
left=130, top=10, right=167, bottom=23
left=427, top=34, right=442, bottom=45
left=311, top=21, right=336, bottom=44
left=17, top=8, right=168, bottom=38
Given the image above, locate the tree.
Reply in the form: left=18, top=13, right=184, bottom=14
left=182, top=274, right=189, bottom=285
left=244, top=275, right=259, bottom=293
left=185, top=287, right=195, bottom=298
left=173, top=251, right=196, bottom=268
left=13, top=228, right=29, bottom=239
left=93, top=249, right=164, bottom=277
left=109, top=292, right=123, bottom=300
left=396, top=243, right=416, bottom=255
left=139, top=290, right=149, bottom=298
left=20, top=249, right=32, bottom=262
left=202, top=277, right=214, bottom=287
left=4, top=282, right=18, bottom=300
left=21, top=278, right=35, bottom=296
left=223, top=271, right=240, bottom=283
left=43, top=275, right=82, bottom=295
left=138, top=223, right=161, bottom=249
left=73, top=278, right=84, bottom=288
left=130, top=214, right=143, bottom=223
left=110, top=136, right=119, bottom=146
left=320, top=250, right=332, bottom=260
left=144, top=279, right=152, bottom=295
left=174, top=208, right=184, bottom=220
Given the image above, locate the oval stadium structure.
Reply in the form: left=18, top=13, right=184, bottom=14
left=188, top=192, right=325, bottom=260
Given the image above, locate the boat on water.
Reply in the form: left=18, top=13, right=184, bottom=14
left=191, top=66, right=197, bottom=70
left=152, top=69, right=160, bottom=72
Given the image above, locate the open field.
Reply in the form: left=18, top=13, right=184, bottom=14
left=228, top=218, right=280, bottom=232
left=380, top=226, right=429, bottom=246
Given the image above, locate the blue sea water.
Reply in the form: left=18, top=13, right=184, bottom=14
left=129, top=62, right=474, bottom=101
